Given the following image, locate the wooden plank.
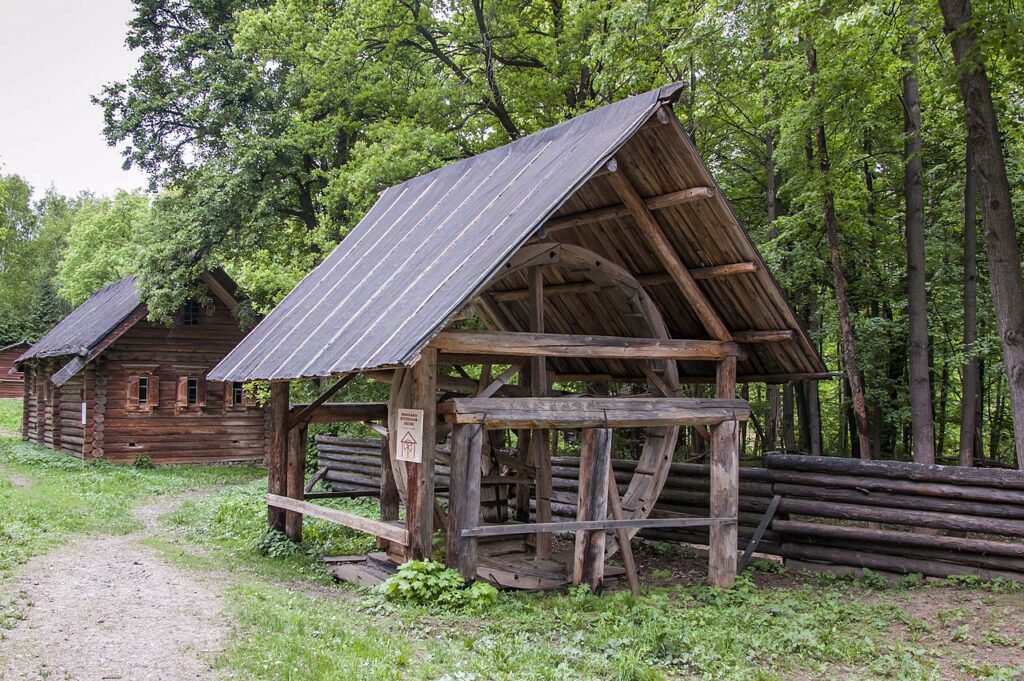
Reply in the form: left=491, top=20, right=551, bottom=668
left=731, top=330, right=796, bottom=344
left=709, top=356, right=738, bottom=587
left=431, top=330, right=741, bottom=360
left=446, top=423, right=484, bottom=579
left=441, top=397, right=750, bottom=429
left=462, top=517, right=733, bottom=537
left=406, top=347, right=437, bottom=560
left=267, top=494, right=409, bottom=545
left=285, top=424, right=307, bottom=542
left=268, top=381, right=289, bottom=533
left=544, top=186, right=715, bottom=232
left=607, top=458, right=641, bottom=594
left=574, top=428, right=611, bottom=589
left=529, top=266, right=552, bottom=560
left=490, top=263, right=759, bottom=302
left=737, top=494, right=782, bottom=573
left=605, top=166, right=732, bottom=341
left=288, top=374, right=355, bottom=428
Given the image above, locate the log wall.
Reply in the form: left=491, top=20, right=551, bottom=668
left=0, top=345, right=27, bottom=399
left=316, top=437, right=1024, bottom=581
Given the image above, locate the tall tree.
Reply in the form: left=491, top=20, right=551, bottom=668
left=937, top=0, right=1024, bottom=467
left=902, top=26, right=936, bottom=464
left=959, top=141, right=980, bottom=466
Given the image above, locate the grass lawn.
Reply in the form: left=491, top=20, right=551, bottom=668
left=1, top=394, right=1022, bottom=680
left=0, top=399, right=21, bottom=434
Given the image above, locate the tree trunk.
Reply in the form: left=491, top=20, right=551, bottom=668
left=807, top=44, right=873, bottom=460
left=902, top=30, right=936, bottom=464
left=960, top=140, right=980, bottom=466
left=938, top=0, right=1024, bottom=468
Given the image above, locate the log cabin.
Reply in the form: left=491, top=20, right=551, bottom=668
left=210, top=84, right=828, bottom=590
left=16, top=272, right=268, bottom=463
left=0, top=343, right=29, bottom=399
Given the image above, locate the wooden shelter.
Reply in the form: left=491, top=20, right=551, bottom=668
left=0, top=343, right=29, bottom=399
left=17, top=272, right=268, bottom=463
left=210, top=84, right=827, bottom=589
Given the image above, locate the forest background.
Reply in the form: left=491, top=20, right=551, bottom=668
left=1, top=0, right=1021, bottom=468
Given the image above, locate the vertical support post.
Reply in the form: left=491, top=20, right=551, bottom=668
left=285, top=423, right=307, bottom=542
left=446, top=423, right=483, bottom=579
left=529, top=266, right=552, bottom=559
left=573, top=427, right=611, bottom=590
left=379, top=434, right=399, bottom=550
left=709, top=356, right=738, bottom=587
left=406, top=347, right=437, bottom=560
left=268, top=381, right=289, bottom=533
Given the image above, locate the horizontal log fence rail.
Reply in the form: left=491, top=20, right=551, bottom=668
left=315, top=436, right=1024, bottom=582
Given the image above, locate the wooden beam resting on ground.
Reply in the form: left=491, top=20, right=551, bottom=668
left=709, top=356, right=739, bottom=588
left=461, top=516, right=734, bottom=537
left=431, top=331, right=742, bottom=361
left=544, top=186, right=715, bottom=233
left=446, top=423, right=484, bottom=579
left=267, top=494, right=408, bottom=545
left=441, top=397, right=750, bottom=429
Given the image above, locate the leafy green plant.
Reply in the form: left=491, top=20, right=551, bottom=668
left=132, top=454, right=155, bottom=469
left=378, top=560, right=497, bottom=609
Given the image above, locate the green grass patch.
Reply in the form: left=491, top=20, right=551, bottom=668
left=0, top=399, right=22, bottom=433
left=0, top=437, right=262, bottom=575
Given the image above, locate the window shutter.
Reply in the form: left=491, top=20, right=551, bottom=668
left=148, top=374, right=160, bottom=409
left=177, top=376, right=189, bottom=406
left=197, top=376, right=207, bottom=407
left=127, top=375, right=140, bottom=410
left=223, top=381, right=232, bottom=406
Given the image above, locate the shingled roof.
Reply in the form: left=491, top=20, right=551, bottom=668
left=17, top=277, right=142, bottom=364
left=211, top=85, right=827, bottom=384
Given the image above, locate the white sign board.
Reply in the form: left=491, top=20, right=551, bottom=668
left=396, top=408, right=424, bottom=463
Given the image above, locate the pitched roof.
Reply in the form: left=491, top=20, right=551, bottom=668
left=17, top=277, right=142, bottom=363
left=211, top=85, right=827, bottom=384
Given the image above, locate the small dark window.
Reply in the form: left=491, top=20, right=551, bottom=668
left=232, top=382, right=244, bottom=406
left=183, top=300, right=202, bottom=325
left=187, top=377, right=199, bottom=405
left=138, top=377, right=149, bottom=405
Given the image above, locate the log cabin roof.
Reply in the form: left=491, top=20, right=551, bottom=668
left=210, top=85, right=827, bottom=384
left=17, top=276, right=142, bottom=364
left=1, top=342, right=30, bottom=353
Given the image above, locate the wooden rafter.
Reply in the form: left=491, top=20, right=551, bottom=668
left=605, top=164, right=733, bottom=341
left=544, top=186, right=715, bottom=233
left=287, top=373, right=355, bottom=429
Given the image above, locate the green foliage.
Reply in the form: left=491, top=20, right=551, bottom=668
left=378, top=559, right=498, bottom=609
left=0, top=399, right=22, bottom=434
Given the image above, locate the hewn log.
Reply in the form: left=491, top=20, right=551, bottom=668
left=779, top=498, right=1024, bottom=537
left=447, top=423, right=484, bottom=579
left=607, top=458, right=640, bottom=595
left=431, top=330, right=741, bottom=361
left=379, top=435, right=399, bottom=550
left=709, top=356, right=738, bottom=588
left=766, top=469, right=1024, bottom=504
left=285, top=424, right=307, bottom=542
left=406, top=348, right=437, bottom=560
left=268, top=381, right=289, bottom=532
left=574, top=428, right=611, bottom=590
left=528, top=266, right=552, bottom=560
left=544, top=186, right=715, bottom=233
left=772, top=520, right=1024, bottom=558
left=462, top=517, right=732, bottom=537
left=767, top=453, right=1024, bottom=489
left=772, top=482, right=1024, bottom=520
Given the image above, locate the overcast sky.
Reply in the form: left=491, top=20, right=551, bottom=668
left=0, top=0, right=148, bottom=198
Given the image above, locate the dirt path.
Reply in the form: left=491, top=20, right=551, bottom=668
left=0, top=493, right=229, bottom=681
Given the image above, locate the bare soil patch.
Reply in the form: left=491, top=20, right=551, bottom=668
left=0, top=493, right=229, bottom=681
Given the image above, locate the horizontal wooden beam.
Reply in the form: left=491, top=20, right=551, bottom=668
left=288, top=374, right=355, bottom=429
left=288, top=402, right=388, bottom=424
left=545, top=186, right=715, bottom=233
left=461, top=516, right=735, bottom=538
left=489, top=262, right=758, bottom=302
left=364, top=368, right=539, bottom=397
left=267, top=494, right=409, bottom=545
left=430, top=331, right=742, bottom=361
left=440, top=397, right=751, bottom=428
left=731, top=330, right=796, bottom=343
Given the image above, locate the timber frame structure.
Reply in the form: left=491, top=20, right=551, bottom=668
left=211, top=84, right=827, bottom=590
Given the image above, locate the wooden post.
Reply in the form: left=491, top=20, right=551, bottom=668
left=573, top=428, right=612, bottom=590
left=709, top=356, right=738, bottom=587
left=285, top=423, right=307, bottom=542
left=529, top=266, right=553, bottom=559
left=268, top=381, right=290, bottom=533
left=607, top=463, right=641, bottom=595
left=446, top=423, right=483, bottom=579
left=406, top=348, right=437, bottom=560
left=379, top=434, right=399, bottom=550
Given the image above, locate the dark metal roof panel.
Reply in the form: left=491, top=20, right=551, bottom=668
left=211, top=88, right=668, bottom=382
left=17, top=277, right=142, bottom=363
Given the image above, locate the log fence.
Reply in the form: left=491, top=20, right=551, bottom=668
left=316, top=436, right=1024, bottom=581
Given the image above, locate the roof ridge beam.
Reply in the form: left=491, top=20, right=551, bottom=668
left=604, top=163, right=733, bottom=341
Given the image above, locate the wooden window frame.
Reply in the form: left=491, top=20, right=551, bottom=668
left=124, top=365, right=160, bottom=413
left=174, top=366, right=207, bottom=413
left=182, top=300, right=202, bottom=326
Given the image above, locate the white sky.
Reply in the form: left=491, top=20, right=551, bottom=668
left=0, top=0, right=149, bottom=198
